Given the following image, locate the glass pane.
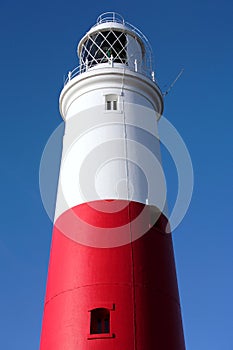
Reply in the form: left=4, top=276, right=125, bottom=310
left=97, top=318, right=102, bottom=334
left=104, top=318, right=110, bottom=333
left=90, top=308, right=110, bottom=334
left=106, top=101, right=111, bottom=110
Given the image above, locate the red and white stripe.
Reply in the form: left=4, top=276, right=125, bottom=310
left=40, top=63, right=185, bottom=349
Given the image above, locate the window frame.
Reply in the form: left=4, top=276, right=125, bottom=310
left=87, top=303, right=115, bottom=340
left=90, top=308, right=110, bottom=335
left=105, top=94, right=118, bottom=111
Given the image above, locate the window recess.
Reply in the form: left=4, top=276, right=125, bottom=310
left=105, top=94, right=118, bottom=111
left=87, top=305, right=115, bottom=340
left=90, top=308, right=110, bottom=334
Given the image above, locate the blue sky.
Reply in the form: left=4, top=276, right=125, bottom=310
left=0, top=0, right=232, bottom=349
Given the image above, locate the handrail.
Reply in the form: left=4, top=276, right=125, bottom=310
left=63, top=58, right=158, bottom=87
left=64, top=13, right=159, bottom=88
left=96, top=12, right=125, bottom=25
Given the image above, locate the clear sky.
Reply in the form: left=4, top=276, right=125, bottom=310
left=0, top=0, right=232, bottom=349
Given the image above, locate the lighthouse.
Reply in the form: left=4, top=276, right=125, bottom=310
left=40, top=12, right=186, bottom=350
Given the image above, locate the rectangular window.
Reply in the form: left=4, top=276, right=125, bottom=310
left=105, top=94, right=118, bottom=111
left=106, top=100, right=112, bottom=110
left=88, top=304, right=115, bottom=340
left=113, top=100, right=117, bottom=110
left=90, top=308, right=110, bottom=335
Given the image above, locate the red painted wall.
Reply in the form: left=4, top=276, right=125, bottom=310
left=40, top=200, right=185, bottom=350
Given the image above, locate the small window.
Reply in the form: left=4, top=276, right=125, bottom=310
left=112, top=100, right=117, bottom=110
left=90, top=308, right=110, bottom=334
left=106, top=100, right=112, bottom=110
left=105, top=94, right=118, bottom=111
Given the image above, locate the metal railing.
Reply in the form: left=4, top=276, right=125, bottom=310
left=63, top=57, right=157, bottom=86
left=63, top=13, right=159, bottom=87
left=96, top=12, right=125, bottom=25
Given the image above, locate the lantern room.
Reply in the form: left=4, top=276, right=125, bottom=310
left=77, top=12, right=154, bottom=79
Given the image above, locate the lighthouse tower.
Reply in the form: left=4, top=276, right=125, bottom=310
left=40, top=12, right=186, bottom=350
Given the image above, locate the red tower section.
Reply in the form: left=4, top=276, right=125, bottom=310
left=40, top=12, right=186, bottom=350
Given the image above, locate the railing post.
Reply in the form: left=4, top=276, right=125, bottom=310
left=151, top=71, right=155, bottom=82
left=109, top=54, right=113, bottom=67
left=85, top=58, right=88, bottom=71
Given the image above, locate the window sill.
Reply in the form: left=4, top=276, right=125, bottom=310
left=104, top=110, right=122, bottom=114
left=87, top=333, right=115, bottom=340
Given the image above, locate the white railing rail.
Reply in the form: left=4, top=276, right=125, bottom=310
left=63, top=13, right=159, bottom=88
left=63, top=58, right=158, bottom=86
left=96, top=12, right=125, bottom=25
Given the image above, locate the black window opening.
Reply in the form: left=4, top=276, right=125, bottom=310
left=106, top=94, right=118, bottom=111
left=90, top=308, right=110, bottom=334
left=81, top=30, right=127, bottom=69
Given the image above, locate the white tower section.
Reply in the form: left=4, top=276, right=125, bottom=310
left=56, top=12, right=165, bottom=222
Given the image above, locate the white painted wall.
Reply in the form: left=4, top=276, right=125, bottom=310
left=56, top=66, right=165, bottom=221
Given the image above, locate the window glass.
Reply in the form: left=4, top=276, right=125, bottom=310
left=106, top=94, right=118, bottom=111
left=90, top=308, right=110, bottom=334
left=106, top=100, right=112, bottom=110
left=81, top=30, right=127, bottom=69
left=113, top=100, right=117, bottom=110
